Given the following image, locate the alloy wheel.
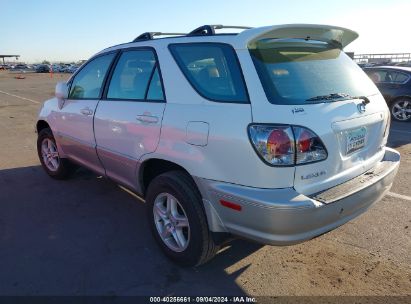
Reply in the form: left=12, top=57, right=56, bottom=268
left=153, top=193, right=190, bottom=252
left=391, top=99, right=411, bottom=121
left=41, top=138, right=60, bottom=172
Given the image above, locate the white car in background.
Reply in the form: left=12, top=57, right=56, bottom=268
left=36, top=24, right=400, bottom=266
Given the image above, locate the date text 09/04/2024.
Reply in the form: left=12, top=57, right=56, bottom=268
left=149, top=296, right=256, bottom=303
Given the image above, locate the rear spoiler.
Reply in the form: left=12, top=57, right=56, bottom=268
left=233, top=24, right=358, bottom=49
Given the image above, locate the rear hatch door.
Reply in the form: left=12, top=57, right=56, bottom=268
left=243, top=25, right=389, bottom=195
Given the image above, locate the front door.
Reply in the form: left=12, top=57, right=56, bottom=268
left=55, top=52, right=116, bottom=174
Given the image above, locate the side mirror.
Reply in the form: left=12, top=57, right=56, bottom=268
left=55, top=82, right=69, bottom=100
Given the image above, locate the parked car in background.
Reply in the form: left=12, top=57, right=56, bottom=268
left=13, top=64, right=28, bottom=70
left=364, top=66, right=411, bottom=121
left=59, top=64, right=70, bottom=73
left=395, top=61, right=411, bottom=67
left=358, top=62, right=378, bottom=68
left=35, top=64, right=50, bottom=73
left=66, top=65, right=79, bottom=73
left=51, top=65, right=61, bottom=72
left=36, top=24, right=400, bottom=266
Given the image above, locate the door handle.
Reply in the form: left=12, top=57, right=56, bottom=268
left=136, top=115, right=159, bottom=124
left=80, top=108, right=93, bottom=116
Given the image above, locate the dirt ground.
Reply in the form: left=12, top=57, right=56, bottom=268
left=0, top=71, right=410, bottom=297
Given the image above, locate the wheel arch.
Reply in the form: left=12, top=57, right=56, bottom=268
left=36, top=119, right=66, bottom=157
left=138, top=157, right=227, bottom=233
left=36, top=120, right=50, bottom=134
left=139, top=158, right=193, bottom=196
left=389, top=95, right=411, bottom=105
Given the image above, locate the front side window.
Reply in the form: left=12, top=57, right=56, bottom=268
left=249, top=39, right=379, bottom=105
left=367, top=70, right=410, bottom=84
left=69, top=53, right=115, bottom=99
left=107, top=50, right=164, bottom=101
left=169, top=43, right=248, bottom=103
left=366, top=70, right=387, bottom=83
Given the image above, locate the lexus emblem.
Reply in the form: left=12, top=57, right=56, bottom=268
left=357, top=103, right=366, bottom=114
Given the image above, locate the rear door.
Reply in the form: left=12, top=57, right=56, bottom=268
left=246, top=39, right=389, bottom=195
left=55, top=52, right=116, bottom=174
left=94, top=48, right=165, bottom=190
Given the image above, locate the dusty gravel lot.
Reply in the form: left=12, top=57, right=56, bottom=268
left=0, top=71, right=410, bottom=297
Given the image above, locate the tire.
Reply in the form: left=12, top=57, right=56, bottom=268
left=146, top=171, right=218, bottom=266
left=37, top=128, right=74, bottom=179
left=390, top=98, right=411, bottom=122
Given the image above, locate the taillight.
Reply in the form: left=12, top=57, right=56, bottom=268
left=293, top=127, right=328, bottom=164
left=297, top=129, right=312, bottom=152
left=248, top=124, right=327, bottom=166
left=248, top=125, right=294, bottom=166
left=267, top=129, right=292, bottom=157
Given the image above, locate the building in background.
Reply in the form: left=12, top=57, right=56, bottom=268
left=0, top=54, right=20, bottom=65
left=353, top=53, right=411, bottom=65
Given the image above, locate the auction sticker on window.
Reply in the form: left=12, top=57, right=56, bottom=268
left=346, top=126, right=367, bottom=154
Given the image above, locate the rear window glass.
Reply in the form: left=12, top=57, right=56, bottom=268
left=249, top=40, right=379, bottom=105
left=169, top=43, right=248, bottom=103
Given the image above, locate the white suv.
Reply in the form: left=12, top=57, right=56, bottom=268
left=36, top=24, right=400, bottom=266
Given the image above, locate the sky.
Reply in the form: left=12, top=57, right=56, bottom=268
left=1, top=0, right=409, bottom=63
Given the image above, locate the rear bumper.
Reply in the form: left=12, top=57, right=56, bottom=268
left=195, top=147, right=400, bottom=245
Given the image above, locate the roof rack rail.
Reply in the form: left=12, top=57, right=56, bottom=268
left=131, top=25, right=252, bottom=42
left=132, top=32, right=187, bottom=42
left=188, top=24, right=252, bottom=36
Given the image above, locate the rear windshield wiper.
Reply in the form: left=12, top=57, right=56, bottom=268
left=306, top=93, right=371, bottom=104
left=306, top=93, right=350, bottom=102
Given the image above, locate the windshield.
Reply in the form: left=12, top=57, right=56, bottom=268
left=249, top=39, right=379, bottom=105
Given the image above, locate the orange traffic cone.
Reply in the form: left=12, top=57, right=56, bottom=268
left=14, top=70, right=25, bottom=79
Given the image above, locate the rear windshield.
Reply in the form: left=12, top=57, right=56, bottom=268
left=249, top=40, right=378, bottom=105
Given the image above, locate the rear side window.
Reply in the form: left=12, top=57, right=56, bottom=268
left=107, top=50, right=164, bottom=101
left=169, top=43, right=248, bottom=103
left=393, top=72, right=409, bottom=83
left=69, top=53, right=115, bottom=99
